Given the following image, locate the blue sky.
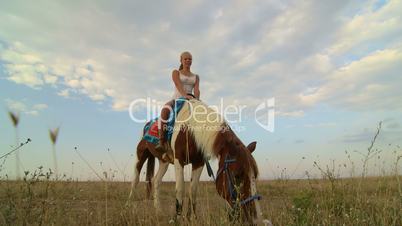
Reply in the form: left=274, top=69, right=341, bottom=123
left=1, top=0, right=401, bottom=181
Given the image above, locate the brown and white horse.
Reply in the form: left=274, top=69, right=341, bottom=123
left=129, top=99, right=265, bottom=224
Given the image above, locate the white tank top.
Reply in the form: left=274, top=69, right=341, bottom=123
left=172, top=71, right=197, bottom=99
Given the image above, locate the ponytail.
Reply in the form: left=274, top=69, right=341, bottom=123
left=179, top=63, right=183, bottom=70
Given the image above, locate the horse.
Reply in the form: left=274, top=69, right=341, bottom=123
left=128, top=99, right=265, bottom=224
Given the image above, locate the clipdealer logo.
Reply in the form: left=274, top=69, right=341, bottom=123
left=128, top=97, right=275, bottom=132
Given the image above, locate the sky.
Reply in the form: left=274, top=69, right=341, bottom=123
left=1, top=0, right=401, bottom=181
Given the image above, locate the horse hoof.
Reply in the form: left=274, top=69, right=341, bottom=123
left=263, top=219, right=272, bottom=226
left=168, top=215, right=182, bottom=224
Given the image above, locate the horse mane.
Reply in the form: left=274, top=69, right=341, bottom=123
left=171, top=99, right=259, bottom=178
left=232, top=129, right=259, bottom=178
left=249, top=153, right=259, bottom=178
left=172, top=99, right=226, bottom=159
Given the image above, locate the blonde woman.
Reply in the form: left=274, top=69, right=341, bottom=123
left=155, top=51, right=200, bottom=160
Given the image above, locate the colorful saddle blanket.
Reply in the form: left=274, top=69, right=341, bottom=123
left=143, top=97, right=187, bottom=145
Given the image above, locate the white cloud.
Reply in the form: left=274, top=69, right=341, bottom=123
left=328, top=0, right=402, bottom=55
left=0, top=43, right=52, bottom=88
left=57, top=89, right=70, bottom=98
left=0, top=0, right=401, bottom=115
left=299, top=47, right=402, bottom=111
left=304, top=122, right=336, bottom=128
left=5, top=98, right=26, bottom=112
left=25, top=110, right=39, bottom=116
left=5, top=99, right=47, bottom=116
left=43, top=73, right=57, bottom=84
left=0, top=42, right=42, bottom=64
left=7, top=69, right=44, bottom=88
left=33, top=103, right=48, bottom=110
left=277, top=110, right=305, bottom=118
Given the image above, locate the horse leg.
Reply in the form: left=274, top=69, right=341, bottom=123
left=145, top=154, right=155, bottom=199
left=174, top=159, right=184, bottom=217
left=152, top=159, right=169, bottom=210
left=128, top=140, right=149, bottom=200
left=187, top=165, right=203, bottom=218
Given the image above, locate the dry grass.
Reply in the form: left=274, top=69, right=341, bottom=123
left=0, top=170, right=401, bottom=225
left=1, top=122, right=400, bottom=225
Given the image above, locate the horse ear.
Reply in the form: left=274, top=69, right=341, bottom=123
left=247, top=141, right=257, bottom=153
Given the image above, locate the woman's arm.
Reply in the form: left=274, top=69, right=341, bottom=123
left=172, top=70, right=188, bottom=97
left=194, top=75, right=200, bottom=100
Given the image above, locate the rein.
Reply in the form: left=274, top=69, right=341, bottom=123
left=207, top=154, right=262, bottom=206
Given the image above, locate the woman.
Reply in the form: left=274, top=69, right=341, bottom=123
left=155, top=51, right=200, bottom=161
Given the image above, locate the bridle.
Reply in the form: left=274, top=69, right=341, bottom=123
left=207, top=153, right=262, bottom=207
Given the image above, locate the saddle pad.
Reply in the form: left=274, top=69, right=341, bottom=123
left=142, top=97, right=187, bottom=145
left=142, top=119, right=160, bottom=144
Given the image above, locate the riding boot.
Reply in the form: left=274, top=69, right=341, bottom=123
left=155, top=124, right=167, bottom=153
left=159, top=122, right=174, bottom=163
left=161, top=144, right=173, bottom=163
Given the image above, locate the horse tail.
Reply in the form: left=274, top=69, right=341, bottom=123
left=145, top=154, right=155, bottom=199
left=127, top=139, right=150, bottom=202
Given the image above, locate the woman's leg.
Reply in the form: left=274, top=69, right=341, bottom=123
left=155, top=100, right=175, bottom=154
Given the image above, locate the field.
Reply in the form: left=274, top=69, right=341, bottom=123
left=1, top=120, right=401, bottom=225
left=0, top=172, right=401, bottom=226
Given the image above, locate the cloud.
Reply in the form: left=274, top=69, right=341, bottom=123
left=57, top=89, right=70, bottom=98
left=0, top=0, right=401, bottom=116
left=0, top=42, right=56, bottom=88
left=33, top=103, right=48, bottom=110
left=341, top=130, right=375, bottom=143
left=1, top=42, right=125, bottom=107
left=386, top=122, right=400, bottom=129
left=299, top=47, right=402, bottom=111
left=4, top=99, right=48, bottom=116
left=328, top=0, right=402, bottom=56
left=5, top=98, right=26, bottom=112
left=304, top=122, right=337, bottom=128
left=338, top=121, right=402, bottom=144
left=277, top=110, right=305, bottom=118
left=383, top=117, right=401, bottom=129
left=294, top=139, right=305, bottom=144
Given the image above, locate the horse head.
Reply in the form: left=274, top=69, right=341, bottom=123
left=214, top=127, right=263, bottom=224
